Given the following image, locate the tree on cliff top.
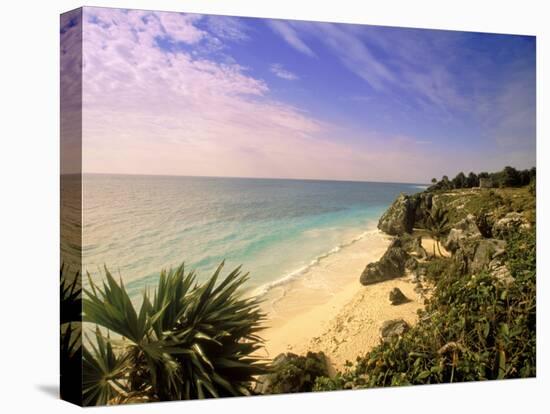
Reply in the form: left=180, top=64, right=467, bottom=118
left=452, top=172, right=467, bottom=189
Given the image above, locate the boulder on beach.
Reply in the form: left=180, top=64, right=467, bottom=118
left=380, top=319, right=410, bottom=342
left=360, top=238, right=409, bottom=285
left=389, top=287, right=409, bottom=305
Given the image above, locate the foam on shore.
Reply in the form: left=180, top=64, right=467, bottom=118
left=258, top=228, right=425, bottom=373
left=251, top=228, right=382, bottom=298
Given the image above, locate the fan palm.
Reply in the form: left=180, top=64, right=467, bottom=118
left=82, top=262, right=269, bottom=406
left=426, top=207, right=450, bottom=257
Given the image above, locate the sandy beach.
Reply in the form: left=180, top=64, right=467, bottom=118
left=258, top=229, right=427, bottom=373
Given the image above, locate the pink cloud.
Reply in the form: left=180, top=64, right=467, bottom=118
left=82, top=8, right=330, bottom=175
left=80, top=7, right=445, bottom=183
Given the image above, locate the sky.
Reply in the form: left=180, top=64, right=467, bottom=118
left=64, top=7, right=536, bottom=183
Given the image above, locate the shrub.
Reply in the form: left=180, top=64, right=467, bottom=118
left=259, top=352, right=329, bottom=394
left=82, top=262, right=269, bottom=405
left=421, top=257, right=452, bottom=283
left=315, top=228, right=536, bottom=390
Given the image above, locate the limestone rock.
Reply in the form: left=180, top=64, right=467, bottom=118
left=452, top=238, right=506, bottom=275
left=412, top=193, right=433, bottom=229
left=378, top=194, right=417, bottom=235
left=443, top=214, right=482, bottom=253
left=360, top=238, right=409, bottom=285
left=490, top=262, right=514, bottom=286
left=389, top=287, right=409, bottom=305
left=451, top=247, right=470, bottom=276
left=492, top=212, right=531, bottom=239
left=470, top=239, right=506, bottom=274
left=380, top=319, right=410, bottom=342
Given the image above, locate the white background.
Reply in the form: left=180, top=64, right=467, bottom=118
left=0, top=0, right=547, bottom=412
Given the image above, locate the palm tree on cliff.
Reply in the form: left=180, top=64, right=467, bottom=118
left=426, top=207, right=449, bottom=257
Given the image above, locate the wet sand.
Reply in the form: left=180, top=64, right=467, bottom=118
left=258, top=229, right=426, bottom=373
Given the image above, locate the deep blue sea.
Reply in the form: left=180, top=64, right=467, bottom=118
left=81, top=174, right=425, bottom=299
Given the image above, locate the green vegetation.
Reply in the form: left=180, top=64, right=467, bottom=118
left=429, top=166, right=535, bottom=191
left=431, top=186, right=535, bottom=226
left=257, top=352, right=329, bottom=394
left=314, top=182, right=536, bottom=391
left=63, top=165, right=536, bottom=402
left=82, top=262, right=269, bottom=406
left=60, top=265, right=83, bottom=405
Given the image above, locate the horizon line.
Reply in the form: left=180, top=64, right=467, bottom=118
left=74, top=172, right=430, bottom=186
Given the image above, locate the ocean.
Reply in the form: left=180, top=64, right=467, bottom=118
left=79, top=174, right=424, bottom=300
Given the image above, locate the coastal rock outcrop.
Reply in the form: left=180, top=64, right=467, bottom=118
left=377, top=194, right=417, bottom=235
left=389, top=288, right=409, bottom=305
left=380, top=319, right=410, bottom=342
left=452, top=238, right=506, bottom=275
left=377, top=192, right=436, bottom=235
left=412, top=192, right=433, bottom=229
left=492, top=212, right=531, bottom=238
left=442, top=214, right=482, bottom=253
left=470, top=239, right=506, bottom=273
left=360, top=238, right=409, bottom=285
left=255, top=352, right=328, bottom=394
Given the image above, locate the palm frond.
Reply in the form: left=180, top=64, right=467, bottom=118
left=83, top=268, right=153, bottom=344
left=82, top=261, right=270, bottom=404
left=83, top=328, right=131, bottom=406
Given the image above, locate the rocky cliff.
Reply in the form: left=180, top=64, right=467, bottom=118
left=362, top=186, right=534, bottom=286
left=377, top=192, right=433, bottom=235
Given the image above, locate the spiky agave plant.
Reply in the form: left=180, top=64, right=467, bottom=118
left=60, top=264, right=83, bottom=404
left=426, top=207, right=450, bottom=257
left=82, top=262, right=269, bottom=406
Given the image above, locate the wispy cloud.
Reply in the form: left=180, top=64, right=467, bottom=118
left=157, top=13, right=205, bottom=44
left=81, top=8, right=334, bottom=178
left=266, top=20, right=316, bottom=57
left=312, top=23, right=395, bottom=91
left=79, top=8, right=535, bottom=182
left=270, top=21, right=467, bottom=114
left=80, top=8, right=444, bottom=182
left=204, top=15, right=249, bottom=42
left=270, top=63, right=299, bottom=80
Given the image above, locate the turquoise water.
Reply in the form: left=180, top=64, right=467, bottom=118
left=81, top=174, right=423, bottom=299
